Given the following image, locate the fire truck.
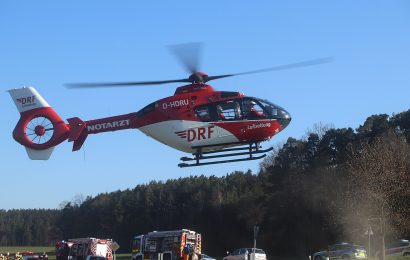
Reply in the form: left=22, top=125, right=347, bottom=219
left=56, top=238, right=113, bottom=260
left=131, top=230, right=201, bottom=260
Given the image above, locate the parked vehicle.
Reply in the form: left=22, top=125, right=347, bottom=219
left=223, top=248, right=266, bottom=260
left=131, top=229, right=202, bottom=260
left=20, top=251, right=48, bottom=260
left=375, top=239, right=410, bottom=257
left=55, top=238, right=113, bottom=260
left=22, top=255, right=40, bottom=260
left=86, top=257, right=107, bottom=260
left=200, top=254, right=216, bottom=260
left=312, top=243, right=367, bottom=260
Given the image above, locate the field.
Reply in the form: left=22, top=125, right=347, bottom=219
left=0, top=247, right=54, bottom=254
left=0, top=247, right=130, bottom=260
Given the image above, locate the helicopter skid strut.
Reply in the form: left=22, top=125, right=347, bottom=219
left=178, top=142, right=273, bottom=168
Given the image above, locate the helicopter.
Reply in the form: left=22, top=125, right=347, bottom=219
left=8, top=43, right=331, bottom=167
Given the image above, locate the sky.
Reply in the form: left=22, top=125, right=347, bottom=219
left=1, top=1, right=409, bottom=209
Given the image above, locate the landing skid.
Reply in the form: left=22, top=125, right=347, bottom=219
left=178, top=142, right=273, bottom=168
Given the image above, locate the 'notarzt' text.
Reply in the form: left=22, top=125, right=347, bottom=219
left=87, top=119, right=130, bottom=132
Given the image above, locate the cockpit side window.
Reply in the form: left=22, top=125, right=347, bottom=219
left=242, top=99, right=267, bottom=120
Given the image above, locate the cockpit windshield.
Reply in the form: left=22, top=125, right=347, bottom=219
left=254, top=98, right=280, bottom=117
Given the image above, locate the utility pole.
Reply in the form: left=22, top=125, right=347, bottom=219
left=365, top=222, right=373, bottom=257
left=67, top=242, right=74, bottom=260
left=368, top=217, right=384, bottom=260
left=253, top=225, right=259, bottom=260
left=381, top=206, right=386, bottom=260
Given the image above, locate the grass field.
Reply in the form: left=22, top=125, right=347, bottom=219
left=115, top=254, right=131, bottom=260
left=0, top=249, right=131, bottom=260
left=0, top=247, right=54, bottom=254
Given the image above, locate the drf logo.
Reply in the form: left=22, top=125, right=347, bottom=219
left=175, top=126, right=215, bottom=142
left=16, top=96, right=36, bottom=105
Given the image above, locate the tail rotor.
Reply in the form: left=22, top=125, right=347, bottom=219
left=8, top=87, right=69, bottom=160
left=25, top=116, right=55, bottom=145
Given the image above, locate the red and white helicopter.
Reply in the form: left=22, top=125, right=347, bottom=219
left=8, top=44, right=331, bottom=167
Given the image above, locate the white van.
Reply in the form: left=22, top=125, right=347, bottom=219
left=223, top=248, right=266, bottom=260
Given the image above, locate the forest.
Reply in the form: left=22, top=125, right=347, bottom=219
left=0, top=109, right=409, bottom=258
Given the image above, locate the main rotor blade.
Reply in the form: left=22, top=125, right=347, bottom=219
left=205, top=57, right=334, bottom=82
left=65, top=78, right=191, bottom=88
left=168, top=42, right=203, bottom=74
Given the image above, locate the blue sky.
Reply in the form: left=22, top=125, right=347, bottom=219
left=1, top=1, right=409, bottom=209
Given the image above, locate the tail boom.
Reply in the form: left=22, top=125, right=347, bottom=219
left=67, top=113, right=139, bottom=151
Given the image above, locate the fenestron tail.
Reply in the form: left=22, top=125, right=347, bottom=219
left=8, top=87, right=69, bottom=160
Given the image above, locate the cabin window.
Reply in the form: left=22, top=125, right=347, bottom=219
left=216, top=101, right=241, bottom=121
left=195, top=106, right=211, bottom=122
left=196, top=98, right=272, bottom=122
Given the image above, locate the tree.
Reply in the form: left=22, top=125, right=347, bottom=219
left=344, top=132, right=410, bottom=259
left=390, top=109, right=410, bottom=142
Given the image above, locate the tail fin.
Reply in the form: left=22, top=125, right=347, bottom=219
left=8, top=87, right=69, bottom=160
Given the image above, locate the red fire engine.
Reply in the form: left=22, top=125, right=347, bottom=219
left=131, top=230, right=201, bottom=260
left=56, top=238, right=113, bottom=260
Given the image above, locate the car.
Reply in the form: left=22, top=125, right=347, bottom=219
left=22, top=254, right=49, bottom=260
left=201, top=254, right=216, bottom=260
left=312, top=243, right=367, bottom=260
left=375, top=239, right=410, bottom=257
left=223, top=248, right=266, bottom=260
left=85, top=256, right=107, bottom=260
left=22, top=255, right=40, bottom=260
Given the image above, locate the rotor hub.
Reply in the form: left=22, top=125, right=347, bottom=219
left=35, top=125, right=46, bottom=136
left=189, top=72, right=208, bottom=83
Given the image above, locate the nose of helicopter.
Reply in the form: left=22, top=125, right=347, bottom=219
left=277, top=108, right=291, bottom=130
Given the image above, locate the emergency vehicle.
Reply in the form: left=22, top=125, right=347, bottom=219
left=131, top=230, right=201, bottom=260
left=56, top=238, right=113, bottom=260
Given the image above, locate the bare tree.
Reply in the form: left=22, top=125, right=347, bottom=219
left=259, top=141, right=284, bottom=171
left=304, top=122, right=334, bottom=140
left=343, top=132, right=410, bottom=259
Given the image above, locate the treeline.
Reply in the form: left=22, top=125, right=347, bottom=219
left=0, top=110, right=409, bottom=257
left=0, top=209, right=60, bottom=246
